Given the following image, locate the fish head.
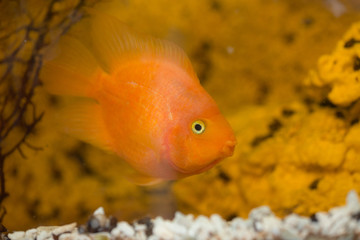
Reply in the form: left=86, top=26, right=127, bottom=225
left=164, top=89, right=236, bottom=176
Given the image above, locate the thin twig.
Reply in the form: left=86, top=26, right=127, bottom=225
left=24, top=141, right=43, bottom=151
left=0, top=0, right=96, bottom=224
left=3, top=111, right=44, bottom=158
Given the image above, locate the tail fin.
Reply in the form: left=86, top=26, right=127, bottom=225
left=41, top=36, right=100, bottom=98
left=57, top=99, right=112, bottom=152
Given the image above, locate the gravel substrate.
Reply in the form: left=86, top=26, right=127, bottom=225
left=8, top=190, right=360, bottom=240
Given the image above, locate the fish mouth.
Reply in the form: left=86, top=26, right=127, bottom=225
left=220, top=140, right=236, bottom=158
left=165, top=139, right=236, bottom=176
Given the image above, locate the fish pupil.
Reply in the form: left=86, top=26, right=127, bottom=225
left=195, top=124, right=202, bottom=131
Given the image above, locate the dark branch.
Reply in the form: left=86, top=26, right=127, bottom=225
left=0, top=0, right=96, bottom=225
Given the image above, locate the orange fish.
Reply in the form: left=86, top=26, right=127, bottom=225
left=41, top=10, right=236, bottom=185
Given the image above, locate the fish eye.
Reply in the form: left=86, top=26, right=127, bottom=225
left=191, top=120, right=205, bottom=134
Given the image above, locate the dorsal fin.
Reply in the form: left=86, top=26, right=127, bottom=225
left=80, top=9, right=197, bottom=79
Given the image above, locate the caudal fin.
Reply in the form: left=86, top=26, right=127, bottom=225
left=58, top=99, right=112, bottom=152
left=41, top=36, right=100, bottom=98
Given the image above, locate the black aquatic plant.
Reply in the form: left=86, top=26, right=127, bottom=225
left=0, top=0, right=95, bottom=232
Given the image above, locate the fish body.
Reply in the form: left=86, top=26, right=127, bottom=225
left=41, top=10, right=236, bottom=184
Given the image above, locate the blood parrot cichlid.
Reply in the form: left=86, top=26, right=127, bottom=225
left=41, top=10, right=236, bottom=185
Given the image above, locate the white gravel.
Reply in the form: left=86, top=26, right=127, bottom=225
left=8, top=190, right=360, bottom=240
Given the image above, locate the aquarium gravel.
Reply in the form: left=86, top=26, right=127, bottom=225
left=7, top=190, right=360, bottom=240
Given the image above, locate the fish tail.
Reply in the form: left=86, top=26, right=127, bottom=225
left=40, top=36, right=100, bottom=98
left=57, top=99, right=112, bottom=152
